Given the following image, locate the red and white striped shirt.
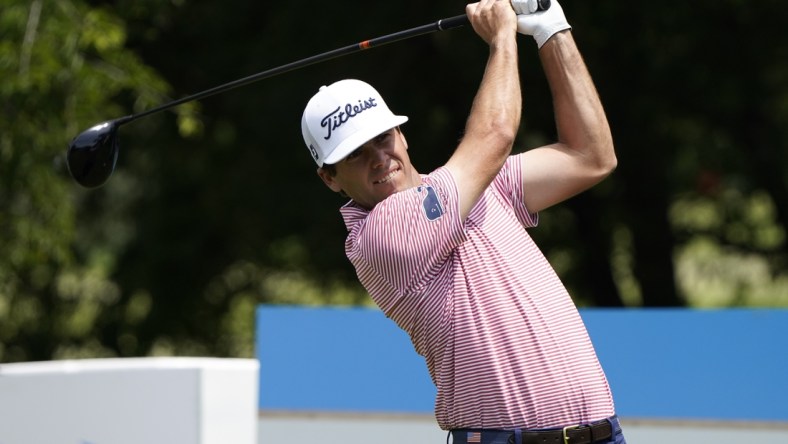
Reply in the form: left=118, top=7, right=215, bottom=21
left=340, top=155, right=615, bottom=430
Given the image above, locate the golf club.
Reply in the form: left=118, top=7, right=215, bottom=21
left=66, top=0, right=550, bottom=188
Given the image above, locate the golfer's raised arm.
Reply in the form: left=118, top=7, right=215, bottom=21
left=517, top=30, right=617, bottom=212
left=445, top=0, right=521, bottom=220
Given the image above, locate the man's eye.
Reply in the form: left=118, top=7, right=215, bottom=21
left=344, top=150, right=361, bottom=161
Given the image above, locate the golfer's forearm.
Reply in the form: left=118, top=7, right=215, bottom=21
left=540, top=31, right=616, bottom=173
left=446, top=34, right=521, bottom=219
left=465, top=37, right=521, bottom=155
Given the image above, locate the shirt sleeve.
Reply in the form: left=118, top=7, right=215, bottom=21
left=346, top=167, right=466, bottom=307
left=494, top=153, right=539, bottom=229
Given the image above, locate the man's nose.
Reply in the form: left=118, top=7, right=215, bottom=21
left=370, top=145, right=388, bottom=168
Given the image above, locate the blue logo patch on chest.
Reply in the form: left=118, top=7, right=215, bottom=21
left=418, top=185, right=444, bottom=221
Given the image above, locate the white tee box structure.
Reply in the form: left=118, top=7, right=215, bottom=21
left=0, top=357, right=259, bottom=444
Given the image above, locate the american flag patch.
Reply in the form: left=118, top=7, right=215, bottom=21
left=467, top=431, right=481, bottom=443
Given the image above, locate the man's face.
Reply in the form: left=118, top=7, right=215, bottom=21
left=317, top=127, right=418, bottom=209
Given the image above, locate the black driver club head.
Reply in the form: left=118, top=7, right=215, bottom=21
left=66, top=120, right=122, bottom=188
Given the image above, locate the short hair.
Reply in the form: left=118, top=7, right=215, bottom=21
left=320, top=163, right=337, bottom=177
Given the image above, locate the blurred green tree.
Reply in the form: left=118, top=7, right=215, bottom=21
left=0, top=0, right=171, bottom=361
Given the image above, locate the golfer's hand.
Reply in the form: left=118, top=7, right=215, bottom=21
left=515, top=0, right=571, bottom=48
left=466, top=0, right=517, bottom=46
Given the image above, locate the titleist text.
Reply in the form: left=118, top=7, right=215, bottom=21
left=321, top=98, right=377, bottom=140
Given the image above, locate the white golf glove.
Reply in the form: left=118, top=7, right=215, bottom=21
left=511, top=0, right=543, bottom=14
left=513, top=0, right=571, bottom=49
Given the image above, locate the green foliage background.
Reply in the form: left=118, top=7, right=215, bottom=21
left=1, top=0, right=786, bottom=362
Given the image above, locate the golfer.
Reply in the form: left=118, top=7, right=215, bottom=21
left=301, top=1, right=626, bottom=443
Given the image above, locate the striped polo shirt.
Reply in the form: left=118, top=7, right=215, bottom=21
left=339, top=155, right=615, bottom=430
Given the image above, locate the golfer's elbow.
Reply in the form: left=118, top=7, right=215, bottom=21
left=466, top=117, right=517, bottom=163
left=486, top=130, right=517, bottom=170
left=495, top=125, right=518, bottom=155
left=488, top=117, right=519, bottom=156
left=589, top=136, right=617, bottom=181
left=605, top=149, right=618, bottom=175
left=600, top=136, right=617, bottom=170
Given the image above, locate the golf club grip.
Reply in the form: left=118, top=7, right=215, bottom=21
left=438, top=14, right=470, bottom=30
left=438, top=0, right=551, bottom=30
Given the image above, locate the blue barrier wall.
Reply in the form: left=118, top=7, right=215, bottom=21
left=256, top=306, right=434, bottom=413
left=256, top=307, right=788, bottom=421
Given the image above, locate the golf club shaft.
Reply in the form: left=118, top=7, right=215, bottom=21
left=121, top=14, right=470, bottom=125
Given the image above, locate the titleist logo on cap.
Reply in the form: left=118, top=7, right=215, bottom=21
left=321, top=98, right=378, bottom=140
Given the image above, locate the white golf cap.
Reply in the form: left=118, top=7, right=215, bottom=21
left=302, top=79, right=408, bottom=167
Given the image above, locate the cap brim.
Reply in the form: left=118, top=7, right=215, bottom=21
left=323, top=115, right=408, bottom=165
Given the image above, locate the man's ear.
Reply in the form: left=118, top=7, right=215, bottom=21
left=317, top=167, right=343, bottom=193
